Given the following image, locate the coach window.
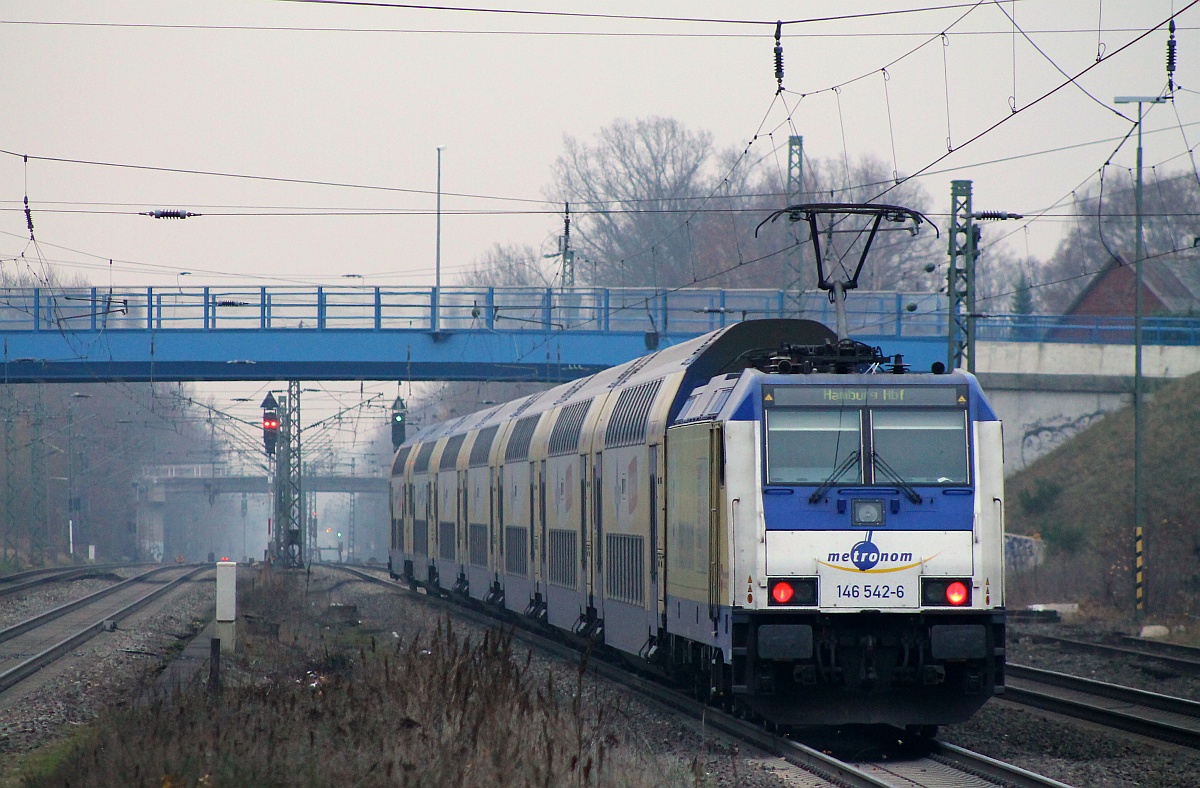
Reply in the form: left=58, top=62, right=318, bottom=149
left=870, top=410, right=968, bottom=484
left=765, top=409, right=862, bottom=485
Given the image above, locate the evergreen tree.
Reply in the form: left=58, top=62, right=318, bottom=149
left=1011, top=271, right=1034, bottom=314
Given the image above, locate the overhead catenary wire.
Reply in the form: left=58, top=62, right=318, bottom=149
left=7, top=113, right=1199, bottom=221
left=988, top=0, right=1132, bottom=119
left=2, top=1, right=1190, bottom=335
left=266, top=0, right=1031, bottom=28
left=506, top=7, right=1200, bottom=363
left=865, top=0, right=1198, bottom=206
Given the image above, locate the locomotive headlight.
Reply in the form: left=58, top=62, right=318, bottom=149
left=852, top=499, right=884, bottom=526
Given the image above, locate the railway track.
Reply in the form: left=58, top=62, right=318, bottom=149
left=0, top=564, right=208, bottom=695
left=0, top=564, right=144, bottom=599
left=1119, top=635, right=1200, bottom=663
left=1016, top=632, right=1200, bottom=674
left=1005, top=663, right=1200, bottom=747
left=328, top=563, right=1071, bottom=788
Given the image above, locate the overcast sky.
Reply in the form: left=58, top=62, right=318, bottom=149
left=2, top=0, right=1195, bottom=293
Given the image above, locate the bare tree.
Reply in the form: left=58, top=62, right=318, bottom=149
left=1031, top=169, right=1200, bottom=313
left=458, top=242, right=558, bottom=288
left=547, top=117, right=948, bottom=297
left=547, top=117, right=720, bottom=288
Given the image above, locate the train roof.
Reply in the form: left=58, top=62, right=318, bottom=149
left=399, top=319, right=839, bottom=448
left=674, top=367, right=998, bottom=426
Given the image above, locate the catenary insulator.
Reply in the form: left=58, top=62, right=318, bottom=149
left=774, top=21, right=784, bottom=91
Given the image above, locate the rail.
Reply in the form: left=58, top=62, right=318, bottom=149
left=0, top=565, right=208, bottom=694
left=3, top=285, right=1197, bottom=345
left=1006, top=663, right=1200, bottom=747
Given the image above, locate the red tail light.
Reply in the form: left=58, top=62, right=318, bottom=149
left=766, top=577, right=818, bottom=606
left=921, top=578, right=972, bottom=607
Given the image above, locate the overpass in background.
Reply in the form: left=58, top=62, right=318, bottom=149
left=0, top=285, right=957, bottom=382
left=3, top=284, right=1200, bottom=384
left=134, top=464, right=387, bottom=564
left=136, top=465, right=387, bottom=495
left=7, top=284, right=1200, bottom=474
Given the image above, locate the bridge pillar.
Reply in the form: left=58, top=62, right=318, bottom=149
left=136, top=482, right=166, bottom=562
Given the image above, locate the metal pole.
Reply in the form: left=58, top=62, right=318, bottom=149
left=436, top=146, right=445, bottom=294
left=1134, top=103, right=1147, bottom=616
left=1115, top=94, right=1163, bottom=615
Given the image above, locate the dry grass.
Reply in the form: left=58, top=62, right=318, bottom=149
left=20, top=568, right=699, bottom=787
left=1005, top=371, right=1200, bottom=618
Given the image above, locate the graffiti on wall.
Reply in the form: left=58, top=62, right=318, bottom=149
left=1004, top=533, right=1045, bottom=573
left=1020, top=409, right=1109, bottom=468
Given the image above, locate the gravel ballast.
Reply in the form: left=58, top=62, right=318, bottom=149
left=0, top=574, right=213, bottom=781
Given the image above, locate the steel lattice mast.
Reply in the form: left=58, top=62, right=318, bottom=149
left=947, top=180, right=977, bottom=372
left=785, top=135, right=805, bottom=315
left=273, top=381, right=304, bottom=567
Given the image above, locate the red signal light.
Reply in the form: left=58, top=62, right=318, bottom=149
left=771, top=581, right=795, bottom=604
left=262, top=417, right=278, bottom=429
left=946, top=581, right=969, bottom=606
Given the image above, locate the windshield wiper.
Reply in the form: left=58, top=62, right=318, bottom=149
left=872, top=451, right=922, bottom=504
left=808, top=450, right=861, bottom=504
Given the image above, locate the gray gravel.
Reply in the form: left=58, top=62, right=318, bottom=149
left=0, top=573, right=213, bottom=778
left=0, top=567, right=147, bottom=631
left=1008, top=624, right=1200, bottom=700
left=943, top=704, right=1200, bottom=788
left=941, top=620, right=1200, bottom=788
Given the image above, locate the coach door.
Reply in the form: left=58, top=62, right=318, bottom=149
left=431, top=478, right=439, bottom=562
left=649, top=443, right=662, bottom=625
left=590, top=451, right=603, bottom=609
left=529, top=461, right=538, bottom=579
left=579, top=453, right=588, bottom=593
left=489, top=466, right=496, bottom=567
left=458, top=470, right=467, bottom=566
left=538, top=459, right=548, bottom=583
left=708, top=423, right=724, bottom=622
left=496, top=465, right=505, bottom=572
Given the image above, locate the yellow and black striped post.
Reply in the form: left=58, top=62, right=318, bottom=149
left=1135, top=525, right=1145, bottom=614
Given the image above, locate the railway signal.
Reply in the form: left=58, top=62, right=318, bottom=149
left=261, top=393, right=279, bottom=456
left=391, top=396, right=407, bottom=450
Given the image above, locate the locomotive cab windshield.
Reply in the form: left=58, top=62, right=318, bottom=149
left=764, top=384, right=970, bottom=489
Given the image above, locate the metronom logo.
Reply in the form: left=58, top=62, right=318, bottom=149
left=818, top=535, right=929, bottom=573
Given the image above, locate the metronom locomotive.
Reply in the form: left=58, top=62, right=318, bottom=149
left=388, top=318, right=1005, bottom=729
left=388, top=205, right=1005, bottom=731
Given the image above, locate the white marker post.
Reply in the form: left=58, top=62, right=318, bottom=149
left=216, top=560, right=237, bottom=653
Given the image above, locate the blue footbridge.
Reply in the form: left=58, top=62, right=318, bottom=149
left=2, top=285, right=1199, bottom=384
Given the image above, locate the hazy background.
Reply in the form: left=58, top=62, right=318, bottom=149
left=1, top=1, right=1197, bottom=562
left=1, top=1, right=1193, bottom=286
